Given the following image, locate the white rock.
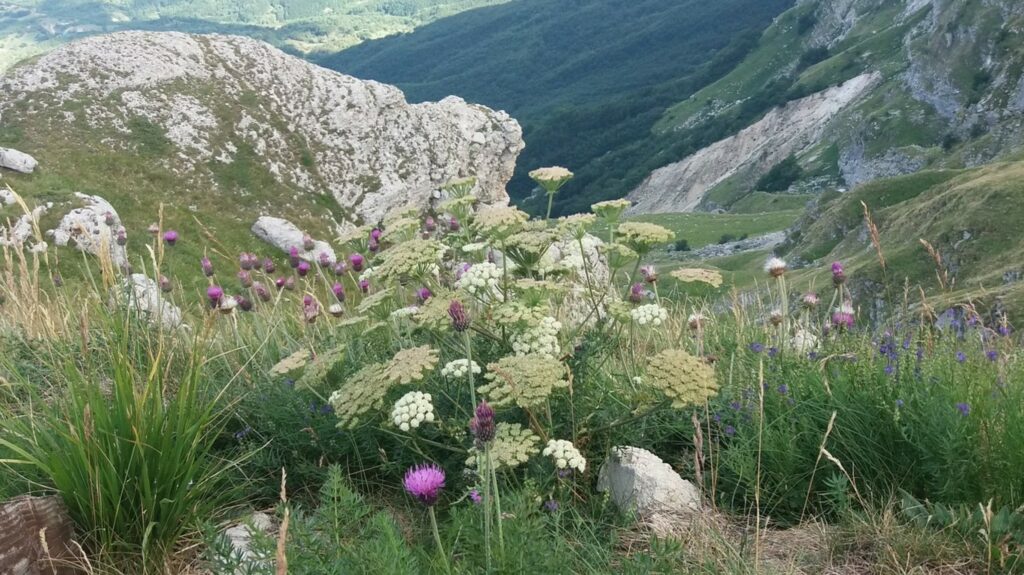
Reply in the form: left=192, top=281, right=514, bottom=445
left=0, top=32, right=524, bottom=225
left=0, top=147, right=38, bottom=174
left=223, top=512, right=274, bottom=573
left=0, top=187, right=15, bottom=206
left=597, top=446, right=701, bottom=535
left=46, top=193, right=127, bottom=268
left=0, top=203, right=49, bottom=248
left=116, top=274, right=183, bottom=329
left=252, top=216, right=336, bottom=263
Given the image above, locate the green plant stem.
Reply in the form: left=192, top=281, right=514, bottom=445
left=481, top=450, right=493, bottom=572
left=545, top=191, right=556, bottom=222
left=428, top=506, right=451, bottom=574
left=465, top=331, right=477, bottom=407
left=487, top=449, right=505, bottom=553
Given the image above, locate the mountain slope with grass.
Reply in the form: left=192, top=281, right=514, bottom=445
left=0, top=0, right=511, bottom=69
left=630, top=0, right=1024, bottom=213
left=319, top=0, right=798, bottom=215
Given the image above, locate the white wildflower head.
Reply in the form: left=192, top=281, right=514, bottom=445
left=511, top=316, right=562, bottom=358
left=391, top=391, right=435, bottom=432
left=617, top=222, right=675, bottom=255
left=764, top=256, right=788, bottom=278
left=390, top=306, right=420, bottom=320
left=441, top=359, right=482, bottom=379
left=591, top=198, right=631, bottom=221
left=456, top=261, right=502, bottom=296
left=542, top=439, right=586, bottom=473
left=688, top=312, right=706, bottom=331
left=358, top=267, right=377, bottom=282
left=461, top=242, right=489, bottom=254
left=529, top=166, right=574, bottom=193
left=630, top=303, right=669, bottom=327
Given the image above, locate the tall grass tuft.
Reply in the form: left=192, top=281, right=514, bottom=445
left=0, top=308, right=242, bottom=571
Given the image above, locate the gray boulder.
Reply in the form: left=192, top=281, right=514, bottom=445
left=597, top=446, right=701, bottom=534
left=0, top=148, right=38, bottom=174
left=252, top=216, right=335, bottom=263
left=46, top=193, right=127, bottom=268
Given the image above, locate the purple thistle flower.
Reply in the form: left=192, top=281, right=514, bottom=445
left=159, top=275, right=173, bottom=293
left=468, top=490, right=482, bottom=504
left=425, top=216, right=437, bottom=232
left=297, top=260, right=311, bottom=277
left=332, top=282, right=346, bottom=302
left=253, top=282, right=271, bottom=302
left=284, top=277, right=296, bottom=291
left=318, top=252, right=331, bottom=267
left=275, top=277, right=286, bottom=290
left=370, top=228, right=383, bottom=242
left=237, top=270, right=253, bottom=288
left=263, top=257, right=276, bottom=274
left=358, top=279, right=370, bottom=293
left=416, top=287, right=433, bottom=303
left=368, top=237, right=380, bottom=253
left=956, top=402, right=970, bottom=417
left=163, top=230, right=179, bottom=245
left=629, top=282, right=645, bottom=303
left=404, top=464, right=446, bottom=507
left=469, top=401, right=496, bottom=446
left=832, top=309, right=855, bottom=330
left=332, top=260, right=347, bottom=276
left=449, top=217, right=460, bottom=232
left=303, top=295, right=319, bottom=323
left=103, top=212, right=116, bottom=226
left=289, top=247, right=301, bottom=268
left=349, top=253, right=365, bottom=272
left=832, top=261, right=846, bottom=286
left=116, top=229, right=128, bottom=246
left=449, top=300, right=471, bottom=332
left=237, top=296, right=253, bottom=312
left=207, top=285, right=224, bottom=307
left=640, top=265, right=657, bottom=283
left=239, top=253, right=257, bottom=270
left=302, top=234, right=315, bottom=251
left=201, top=257, right=214, bottom=277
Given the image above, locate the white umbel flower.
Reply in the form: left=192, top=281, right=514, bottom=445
left=630, top=304, right=669, bottom=327
left=764, top=256, right=787, bottom=277
left=542, top=439, right=586, bottom=472
left=441, top=359, right=482, bottom=379
left=390, top=305, right=420, bottom=319
left=358, top=267, right=377, bottom=282
left=511, top=316, right=562, bottom=357
left=456, top=262, right=502, bottom=295
left=391, top=391, right=435, bottom=432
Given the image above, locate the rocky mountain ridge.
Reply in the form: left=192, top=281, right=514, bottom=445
left=0, top=32, right=523, bottom=231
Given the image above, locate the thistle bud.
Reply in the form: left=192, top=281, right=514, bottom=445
left=448, top=300, right=470, bottom=332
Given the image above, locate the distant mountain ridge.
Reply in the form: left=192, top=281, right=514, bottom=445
left=0, top=0, right=511, bottom=69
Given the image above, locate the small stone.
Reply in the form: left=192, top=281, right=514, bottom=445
left=597, top=446, right=701, bottom=536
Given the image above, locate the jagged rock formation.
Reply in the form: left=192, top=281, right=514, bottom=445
left=46, top=194, right=128, bottom=269
left=0, top=31, right=523, bottom=229
left=0, top=148, right=37, bottom=174
left=629, top=73, right=879, bottom=214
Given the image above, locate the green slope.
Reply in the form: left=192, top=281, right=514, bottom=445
left=320, top=0, right=797, bottom=215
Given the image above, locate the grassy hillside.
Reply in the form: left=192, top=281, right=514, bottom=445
left=0, top=0, right=511, bottom=68
left=320, top=0, right=796, bottom=215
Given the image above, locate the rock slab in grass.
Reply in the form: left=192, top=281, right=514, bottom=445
left=0, top=495, right=78, bottom=575
left=47, top=193, right=128, bottom=269
left=252, top=216, right=336, bottom=263
left=0, top=148, right=38, bottom=174
left=117, top=273, right=184, bottom=328
left=597, top=446, right=701, bottom=534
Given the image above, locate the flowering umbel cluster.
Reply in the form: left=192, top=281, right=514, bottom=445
left=478, top=355, right=568, bottom=408
left=466, top=423, right=540, bottom=470
left=542, top=439, right=586, bottom=473
left=391, top=391, right=436, bottom=431
left=645, top=349, right=719, bottom=408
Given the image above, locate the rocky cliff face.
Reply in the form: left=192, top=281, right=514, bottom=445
left=628, top=72, right=879, bottom=214
left=0, top=32, right=524, bottom=228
